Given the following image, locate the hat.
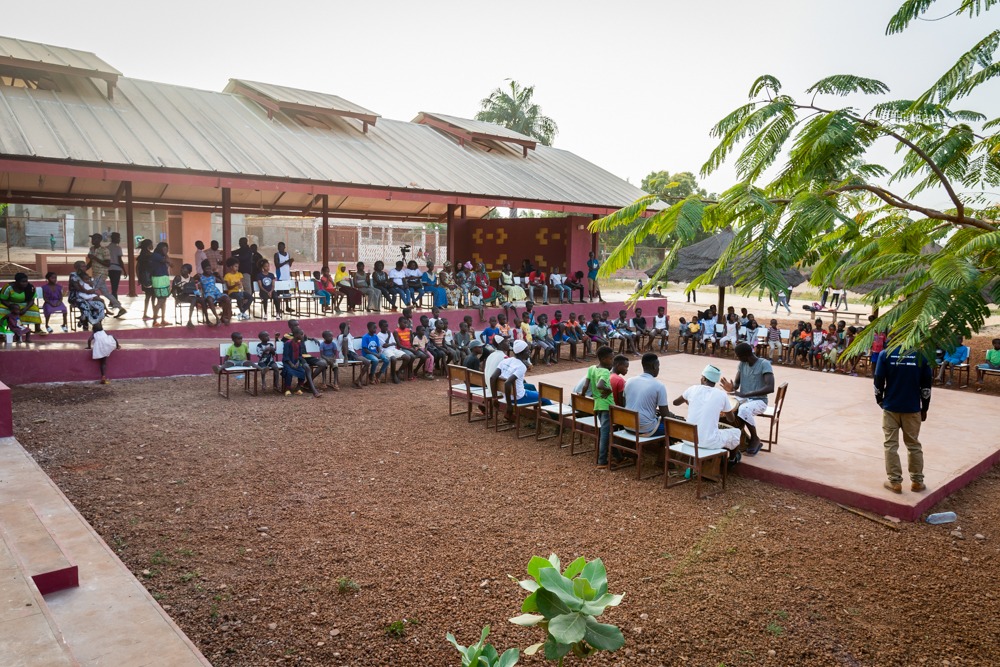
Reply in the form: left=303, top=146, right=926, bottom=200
left=493, top=334, right=505, bottom=344
left=702, top=364, right=722, bottom=384
left=444, top=261, right=452, bottom=267
left=463, top=261, right=473, bottom=270
left=512, top=340, right=529, bottom=354
left=470, top=339, right=484, bottom=349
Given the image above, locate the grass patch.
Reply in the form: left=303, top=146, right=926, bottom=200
left=337, top=577, right=360, bottom=594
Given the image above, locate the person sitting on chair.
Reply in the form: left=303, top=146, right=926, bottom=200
left=673, top=364, right=743, bottom=464
left=719, top=342, right=775, bottom=456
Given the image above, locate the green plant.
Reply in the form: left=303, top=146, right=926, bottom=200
left=150, top=550, right=171, bottom=566
left=509, top=554, right=625, bottom=664
left=766, top=621, right=785, bottom=636
left=386, top=620, right=408, bottom=638
left=179, top=571, right=200, bottom=583
left=337, top=577, right=360, bottom=594
left=446, top=626, right=519, bottom=667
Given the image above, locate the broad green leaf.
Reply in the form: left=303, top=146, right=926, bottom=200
left=517, top=579, right=539, bottom=593
left=538, top=567, right=582, bottom=610
left=543, top=635, right=571, bottom=661
left=526, top=556, right=552, bottom=579
left=584, top=616, right=626, bottom=651
left=536, top=588, right=572, bottom=618
left=581, top=592, right=625, bottom=616
left=548, top=553, right=561, bottom=572
left=508, top=613, right=544, bottom=627
left=481, top=644, right=498, bottom=662
left=581, top=559, right=608, bottom=596
left=497, top=648, right=520, bottom=667
left=446, top=632, right=464, bottom=652
left=573, top=577, right=597, bottom=601
left=548, top=612, right=588, bottom=645
left=562, top=556, right=586, bottom=580
left=523, top=643, right=543, bottom=657
left=520, top=591, right=538, bottom=613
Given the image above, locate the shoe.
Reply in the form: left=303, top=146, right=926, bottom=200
left=911, top=481, right=926, bottom=492
left=46, top=326, right=53, bottom=334
left=284, top=390, right=291, bottom=397
left=61, top=325, right=68, bottom=333
left=100, top=376, right=109, bottom=385
left=883, top=480, right=902, bottom=494
left=212, top=365, right=221, bottom=374
left=115, top=308, right=127, bottom=319
left=294, top=389, right=303, bottom=395
left=746, top=439, right=764, bottom=456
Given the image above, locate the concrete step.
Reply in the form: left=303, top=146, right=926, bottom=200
left=0, top=536, right=77, bottom=666
left=0, top=502, right=78, bottom=596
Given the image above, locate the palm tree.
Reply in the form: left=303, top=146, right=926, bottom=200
left=475, top=80, right=558, bottom=146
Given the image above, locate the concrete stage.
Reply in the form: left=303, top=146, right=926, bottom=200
left=533, top=353, right=1000, bottom=522
left=0, top=298, right=668, bottom=386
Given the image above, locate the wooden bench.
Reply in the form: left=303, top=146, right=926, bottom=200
left=826, top=310, right=866, bottom=326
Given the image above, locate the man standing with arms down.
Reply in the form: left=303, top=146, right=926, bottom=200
left=874, top=345, right=932, bottom=494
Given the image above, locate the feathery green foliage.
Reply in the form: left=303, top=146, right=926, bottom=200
left=594, top=0, right=1000, bottom=358
left=476, top=80, right=558, bottom=146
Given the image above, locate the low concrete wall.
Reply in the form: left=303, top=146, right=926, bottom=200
left=0, top=381, right=11, bottom=436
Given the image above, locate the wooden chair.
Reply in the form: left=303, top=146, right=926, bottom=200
left=759, top=383, right=788, bottom=452
left=488, top=374, right=515, bottom=432
left=569, top=393, right=598, bottom=457
left=537, top=383, right=572, bottom=444
left=465, top=369, right=490, bottom=423
left=664, top=417, right=728, bottom=499
left=216, top=343, right=259, bottom=399
left=447, top=365, right=470, bottom=417
left=609, top=406, right=665, bottom=480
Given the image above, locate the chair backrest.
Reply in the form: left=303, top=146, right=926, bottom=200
left=219, top=343, right=229, bottom=360
left=571, top=393, right=595, bottom=416
left=352, top=337, right=363, bottom=351
left=739, top=326, right=748, bottom=339
left=773, top=382, right=788, bottom=417
left=664, top=417, right=698, bottom=448
left=298, top=280, right=315, bottom=291
left=304, top=339, right=321, bottom=355
left=468, top=368, right=487, bottom=390
left=780, top=329, right=790, bottom=342
left=715, top=323, right=725, bottom=335
left=539, top=382, right=563, bottom=405
left=253, top=281, right=260, bottom=293
left=513, top=276, right=522, bottom=285
left=609, top=405, right=640, bottom=432
left=273, top=341, right=284, bottom=358
left=215, top=282, right=226, bottom=294
left=448, top=364, right=466, bottom=386
left=275, top=280, right=295, bottom=291
left=755, top=328, right=767, bottom=343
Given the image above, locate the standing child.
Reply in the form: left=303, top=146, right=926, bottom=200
left=41, top=272, right=69, bottom=333
left=581, top=346, right=615, bottom=467
left=765, top=319, right=783, bottom=363
left=319, top=330, right=342, bottom=390
left=86, top=321, right=119, bottom=384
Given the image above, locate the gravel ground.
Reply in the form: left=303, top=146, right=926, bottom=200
left=12, top=375, right=1000, bottom=667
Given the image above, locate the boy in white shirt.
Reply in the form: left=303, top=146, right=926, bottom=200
left=650, top=306, right=669, bottom=352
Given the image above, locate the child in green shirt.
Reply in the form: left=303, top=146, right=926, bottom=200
left=582, top=346, right=615, bottom=467
left=976, top=338, right=1000, bottom=391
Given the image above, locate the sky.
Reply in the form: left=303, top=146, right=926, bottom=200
left=4, top=0, right=996, bottom=208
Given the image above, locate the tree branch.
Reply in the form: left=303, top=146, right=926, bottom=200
left=831, top=184, right=996, bottom=230
left=793, top=102, right=968, bottom=219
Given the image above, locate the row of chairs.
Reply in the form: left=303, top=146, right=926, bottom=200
left=446, top=365, right=789, bottom=498
left=215, top=338, right=369, bottom=398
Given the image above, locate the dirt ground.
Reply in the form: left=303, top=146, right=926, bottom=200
left=11, top=370, right=1000, bottom=667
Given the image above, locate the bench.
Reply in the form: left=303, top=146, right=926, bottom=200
left=826, top=310, right=866, bottom=326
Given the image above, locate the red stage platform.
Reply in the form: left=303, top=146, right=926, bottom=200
left=0, top=299, right=669, bottom=386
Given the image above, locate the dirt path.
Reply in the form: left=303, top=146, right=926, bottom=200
left=12, top=376, right=1000, bottom=666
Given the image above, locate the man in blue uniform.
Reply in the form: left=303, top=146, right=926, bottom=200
left=874, top=346, right=932, bottom=494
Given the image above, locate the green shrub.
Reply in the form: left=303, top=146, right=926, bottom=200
left=446, top=626, right=518, bottom=667
left=509, top=553, right=625, bottom=663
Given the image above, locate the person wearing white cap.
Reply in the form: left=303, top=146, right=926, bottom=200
left=492, top=339, right=539, bottom=418
left=483, top=334, right=509, bottom=387
left=673, top=364, right=742, bottom=457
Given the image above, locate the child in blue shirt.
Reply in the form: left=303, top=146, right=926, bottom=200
left=319, top=330, right=341, bottom=390
left=936, top=337, right=969, bottom=386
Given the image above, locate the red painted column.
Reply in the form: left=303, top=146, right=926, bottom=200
left=125, top=182, right=136, bottom=297
left=446, top=204, right=456, bottom=263
left=321, top=195, right=330, bottom=268
left=221, top=188, right=232, bottom=260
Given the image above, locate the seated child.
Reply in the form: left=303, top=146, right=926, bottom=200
left=213, top=331, right=250, bottom=373
left=650, top=306, right=669, bottom=352
left=337, top=321, right=371, bottom=387
left=765, top=319, right=783, bottom=363
left=936, top=337, right=970, bottom=386
left=2, top=304, right=30, bottom=343
left=976, top=338, right=1000, bottom=391
left=411, top=324, right=433, bottom=378
left=255, top=331, right=279, bottom=389
left=42, top=272, right=69, bottom=333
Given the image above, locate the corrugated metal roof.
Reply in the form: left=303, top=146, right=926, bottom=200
left=224, top=79, right=379, bottom=120
left=0, top=35, right=121, bottom=78
left=415, top=111, right=536, bottom=144
left=0, top=66, right=648, bottom=212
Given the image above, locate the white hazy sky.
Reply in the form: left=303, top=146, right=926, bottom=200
left=5, top=0, right=996, bottom=204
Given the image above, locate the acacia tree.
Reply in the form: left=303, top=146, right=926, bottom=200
left=593, top=0, right=999, bottom=357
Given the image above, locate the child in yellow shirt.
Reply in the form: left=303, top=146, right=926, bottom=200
left=223, top=258, right=251, bottom=321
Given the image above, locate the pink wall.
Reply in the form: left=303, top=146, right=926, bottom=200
left=0, top=381, right=11, bottom=437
